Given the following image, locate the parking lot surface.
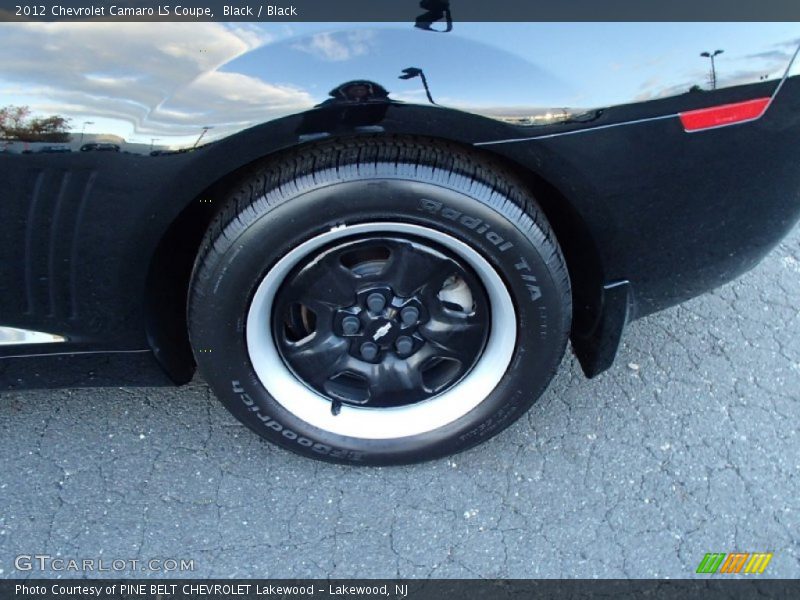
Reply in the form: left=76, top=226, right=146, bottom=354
left=1, top=225, right=799, bottom=579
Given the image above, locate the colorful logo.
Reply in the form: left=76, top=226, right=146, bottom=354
left=696, top=553, right=773, bottom=574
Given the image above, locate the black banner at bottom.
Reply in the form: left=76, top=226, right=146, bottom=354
left=2, top=580, right=799, bottom=600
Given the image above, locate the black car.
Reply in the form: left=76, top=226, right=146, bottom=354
left=36, top=145, right=71, bottom=153
left=2, top=22, right=799, bottom=465
left=79, top=142, right=121, bottom=152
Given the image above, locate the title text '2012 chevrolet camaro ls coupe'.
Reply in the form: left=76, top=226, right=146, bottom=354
left=1, top=18, right=799, bottom=464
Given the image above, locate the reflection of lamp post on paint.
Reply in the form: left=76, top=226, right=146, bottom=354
left=150, top=138, right=160, bottom=152
left=80, top=121, right=94, bottom=145
left=399, top=67, right=436, bottom=104
left=193, top=126, right=212, bottom=148
left=700, top=49, right=724, bottom=90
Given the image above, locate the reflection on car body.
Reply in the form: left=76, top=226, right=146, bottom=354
left=80, top=142, right=120, bottom=152
left=36, top=145, right=71, bottom=153
left=1, top=19, right=800, bottom=464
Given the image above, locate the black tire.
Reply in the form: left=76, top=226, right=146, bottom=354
left=188, top=136, right=571, bottom=466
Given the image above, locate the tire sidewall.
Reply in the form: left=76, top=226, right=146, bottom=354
left=191, top=173, right=568, bottom=465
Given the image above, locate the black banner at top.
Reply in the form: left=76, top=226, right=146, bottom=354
left=1, top=0, right=800, bottom=22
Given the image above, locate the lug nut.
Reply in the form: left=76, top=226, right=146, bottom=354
left=341, top=316, right=360, bottom=335
left=360, top=342, right=379, bottom=361
left=395, top=336, right=414, bottom=355
left=366, top=293, right=386, bottom=313
left=400, top=306, right=420, bottom=326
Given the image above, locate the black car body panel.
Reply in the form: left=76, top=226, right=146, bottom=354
left=1, top=22, right=799, bottom=387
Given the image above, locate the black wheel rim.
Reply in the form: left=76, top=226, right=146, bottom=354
left=271, top=235, right=491, bottom=413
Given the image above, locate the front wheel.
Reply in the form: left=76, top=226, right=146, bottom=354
left=188, top=137, right=571, bottom=465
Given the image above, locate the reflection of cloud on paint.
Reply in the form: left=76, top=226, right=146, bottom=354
left=0, top=22, right=312, bottom=141
left=634, top=79, right=703, bottom=102
left=188, top=71, right=312, bottom=107
left=225, top=23, right=277, bottom=48
left=633, top=55, right=669, bottom=71
left=778, top=37, right=800, bottom=49
left=634, top=38, right=799, bottom=102
left=291, top=30, right=375, bottom=62
left=722, top=68, right=782, bottom=87
left=745, top=49, right=794, bottom=63
left=637, top=76, right=661, bottom=92
left=733, top=38, right=799, bottom=80
left=149, top=106, right=208, bottom=122
left=165, top=71, right=314, bottom=122
left=84, top=73, right=143, bottom=87
left=634, top=69, right=779, bottom=102
left=391, top=89, right=426, bottom=103
left=744, top=38, right=799, bottom=64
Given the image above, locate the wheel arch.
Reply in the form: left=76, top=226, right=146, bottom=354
left=144, top=107, right=610, bottom=383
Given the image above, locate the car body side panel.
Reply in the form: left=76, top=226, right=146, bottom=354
left=1, top=22, right=799, bottom=384
left=2, top=23, right=797, bottom=151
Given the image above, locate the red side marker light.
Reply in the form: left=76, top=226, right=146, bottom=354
left=679, top=97, right=771, bottom=132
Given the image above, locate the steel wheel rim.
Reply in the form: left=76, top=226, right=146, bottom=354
left=246, top=222, right=517, bottom=439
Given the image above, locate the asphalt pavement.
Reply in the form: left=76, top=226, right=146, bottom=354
left=1, top=225, right=799, bottom=579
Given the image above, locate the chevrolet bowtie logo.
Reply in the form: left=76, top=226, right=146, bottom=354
left=372, top=323, right=393, bottom=341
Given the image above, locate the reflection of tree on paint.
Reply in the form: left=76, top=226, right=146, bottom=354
left=0, top=105, right=71, bottom=142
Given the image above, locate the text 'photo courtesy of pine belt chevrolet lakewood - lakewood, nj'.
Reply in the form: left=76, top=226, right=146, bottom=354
left=1, top=13, right=800, bottom=465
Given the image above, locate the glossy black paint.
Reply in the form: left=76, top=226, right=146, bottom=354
left=1, top=23, right=799, bottom=388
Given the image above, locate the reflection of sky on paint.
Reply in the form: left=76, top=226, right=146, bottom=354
left=452, top=23, right=800, bottom=102
left=225, top=23, right=800, bottom=108
left=222, top=25, right=570, bottom=107
left=0, top=22, right=798, bottom=146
